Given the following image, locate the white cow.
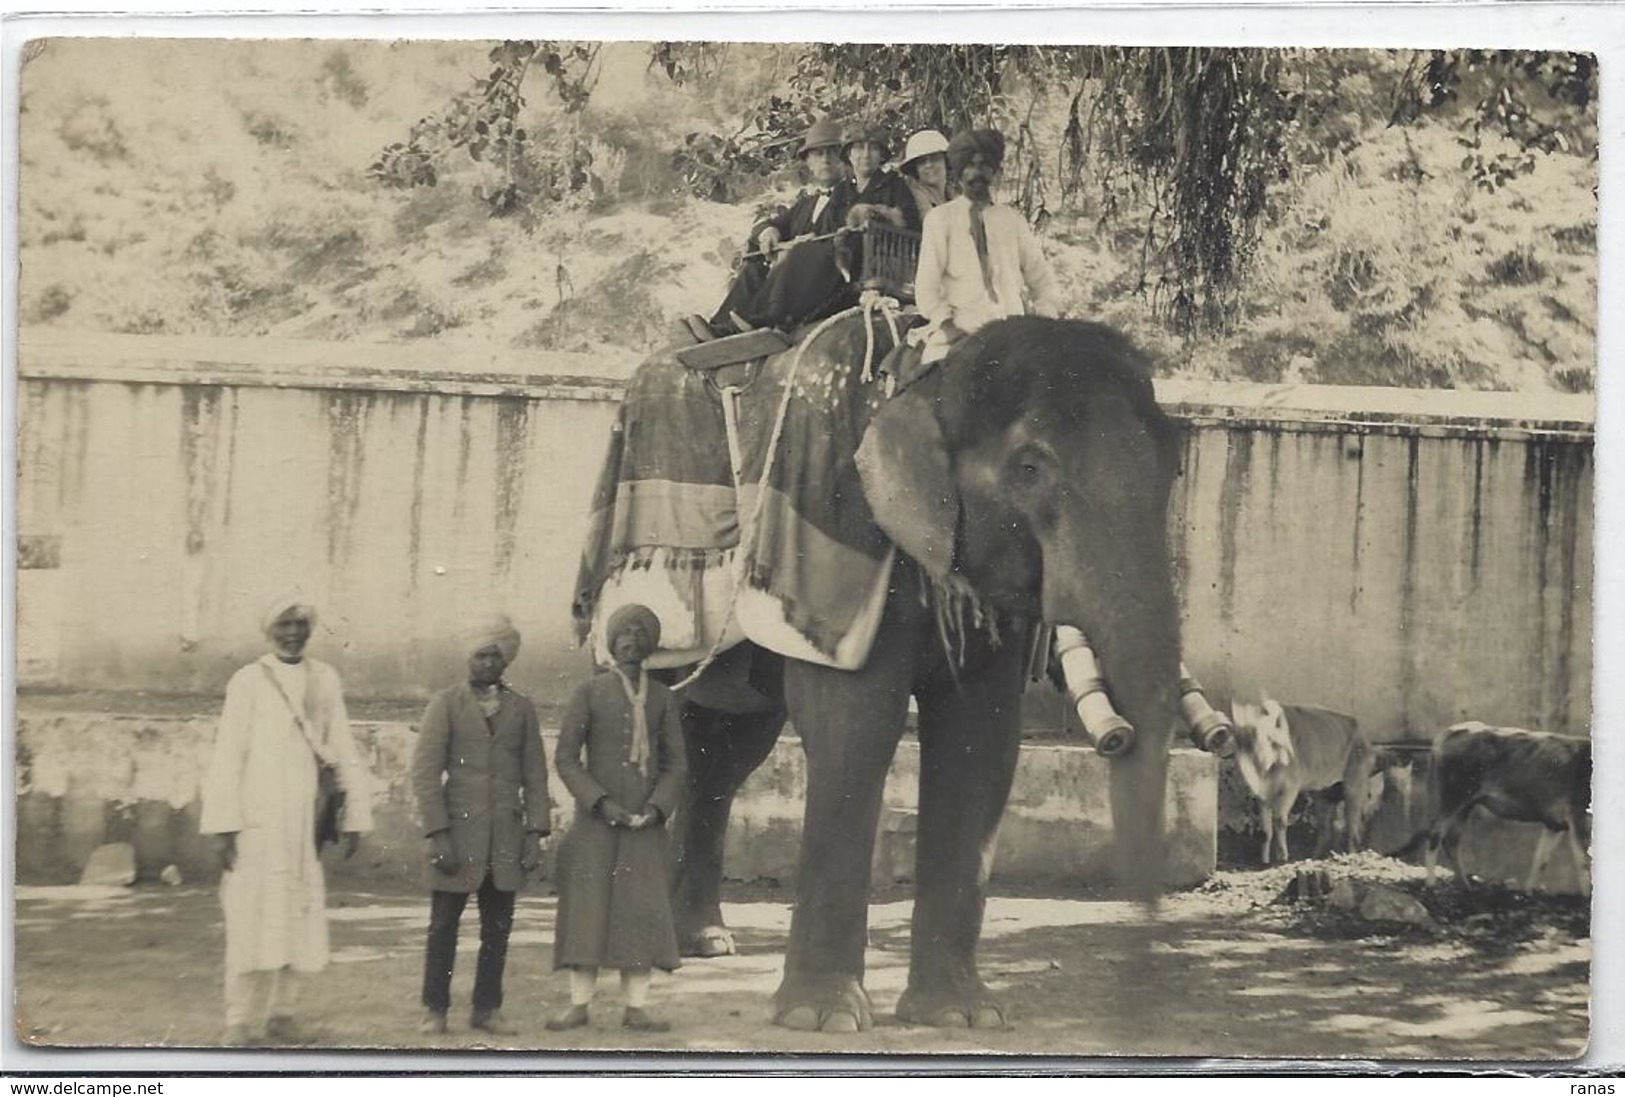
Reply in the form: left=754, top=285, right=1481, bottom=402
left=1230, top=697, right=1374, bottom=864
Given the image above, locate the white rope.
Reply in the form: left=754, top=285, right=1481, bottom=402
left=855, top=289, right=903, bottom=384
left=668, top=305, right=867, bottom=694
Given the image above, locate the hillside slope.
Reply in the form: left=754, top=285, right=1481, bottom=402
left=18, top=39, right=1597, bottom=392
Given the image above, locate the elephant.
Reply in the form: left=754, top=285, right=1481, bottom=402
left=656, top=315, right=1188, bottom=1032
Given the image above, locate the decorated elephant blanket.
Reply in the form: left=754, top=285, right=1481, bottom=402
left=573, top=310, right=909, bottom=670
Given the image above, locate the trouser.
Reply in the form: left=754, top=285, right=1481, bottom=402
left=568, top=967, right=651, bottom=1007
left=709, top=257, right=770, bottom=330
left=711, top=242, right=852, bottom=332
left=225, top=967, right=303, bottom=1030
left=421, top=872, right=516, bottom=1015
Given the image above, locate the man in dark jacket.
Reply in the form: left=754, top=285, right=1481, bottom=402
left=413, top=615, right=552, bottom=1037
left=702, top=117, right=854, bottom=335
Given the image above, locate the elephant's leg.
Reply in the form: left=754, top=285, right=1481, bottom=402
left=772, top=655, right=913, bottom=1033
left=897, top=639, right=1025, bottom=1029
left=673, top=704, right=787, bottom=956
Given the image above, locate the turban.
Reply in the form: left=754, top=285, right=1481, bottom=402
left=261, top=593, right=317, bottom=635
left=604, top=603, right=661, bottom=775
left=461, top=613, right=522, bottom=664
left=947, top=129, right=1006, bottom=175
left=605, top=604, right=661, bottom=652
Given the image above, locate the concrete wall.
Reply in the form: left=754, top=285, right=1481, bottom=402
left=18, top=331, right=1593, bottom=747
left=12, top=710, right=1216, bottom=890
left=1167, top=381, right=1593, bottom=741
left=17, top=332, right=624, bottom=703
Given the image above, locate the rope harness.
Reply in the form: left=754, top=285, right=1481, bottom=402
left=669, top=303, right=889, bottom=693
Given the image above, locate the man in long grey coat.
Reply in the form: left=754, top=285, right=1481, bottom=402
left=412, top=615, right=552, bottom=1036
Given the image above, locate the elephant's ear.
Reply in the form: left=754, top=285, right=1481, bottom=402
left=856, top=389, right=958, bottom=582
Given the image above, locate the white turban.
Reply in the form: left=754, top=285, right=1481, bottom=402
left=461, top=614, right=522, bottom=664
left=262, top=593, right=317, bottom=635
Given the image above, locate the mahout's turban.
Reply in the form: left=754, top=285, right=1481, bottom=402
left=946, top=129, right=1006, bottom=176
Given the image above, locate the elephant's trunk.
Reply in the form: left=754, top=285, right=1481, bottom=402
left=1060, top=540, right=1182, bottom=900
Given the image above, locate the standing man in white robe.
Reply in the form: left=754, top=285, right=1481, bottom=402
left=200, top=596, right=373, bottom=1047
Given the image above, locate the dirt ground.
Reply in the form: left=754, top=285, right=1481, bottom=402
left=12, top=853, right=1588, bottom=1062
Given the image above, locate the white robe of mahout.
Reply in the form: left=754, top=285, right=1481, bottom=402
left=199, top=654, right=373, bottom=976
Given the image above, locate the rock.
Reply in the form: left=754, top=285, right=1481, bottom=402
left=79, top=842, right=136, bottom=887
left=1282, top=867, right=1332, bottom=902
left=1328, top=878, right=1361, bottom=911
left=1358, top=883, right=1438, bottom=928
left=159, top=864, right=184, bottom=886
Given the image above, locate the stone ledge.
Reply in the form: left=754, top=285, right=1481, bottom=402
left=14, top=710, right=1217, bottom=891
left=20, top=330, right=1594, bottom=440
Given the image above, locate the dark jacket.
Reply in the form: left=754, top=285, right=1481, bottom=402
left=750, top=180, right=855, bottom=251
left=554, top=671, right=687, bottom=822
left=851, top=170, right=922, bottom=232
left=552, top=669, right=688, bottom=972
left=411, top=681, right=552, bottom=893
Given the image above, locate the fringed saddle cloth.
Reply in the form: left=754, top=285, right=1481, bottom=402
left=573, top=312, right=914, bottom=671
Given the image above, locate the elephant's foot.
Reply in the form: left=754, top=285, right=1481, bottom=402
left=681, top=925, right=737, bottom=958
left=896, top=981, right=1008, bottom=1030
left=771, top=973, right=874, bottom=1033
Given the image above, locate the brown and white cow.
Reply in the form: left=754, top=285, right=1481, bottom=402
left=1230, top=697, right=1374, bottom=864
left=1418, top=721, right=1591, bottom=894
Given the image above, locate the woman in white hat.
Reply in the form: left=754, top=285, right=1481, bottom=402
left=898, top=129, right=954, bottom=221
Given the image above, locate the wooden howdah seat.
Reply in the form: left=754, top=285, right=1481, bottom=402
left=676, top=224, right=923, bottom=371
left=857, top=222, right=922, bottom=304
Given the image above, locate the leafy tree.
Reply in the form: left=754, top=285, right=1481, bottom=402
left=372, top=41, right=1595, bottom=339
left=370, top=40, right=602, bottom=227
left=1391, top=49, right=1596, bottom=191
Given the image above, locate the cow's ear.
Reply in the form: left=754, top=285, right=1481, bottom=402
left=857, top=390, right=959, bottom=581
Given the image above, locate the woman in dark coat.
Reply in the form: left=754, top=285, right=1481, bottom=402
left=548, top=604, right=687, bottom=1033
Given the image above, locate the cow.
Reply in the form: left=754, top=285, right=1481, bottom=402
left=1230, top=697, right=1374, bottom=864
left=1415, top=721, right=1591, bottom=894
left=1307, top=744, right=1420, bottom=854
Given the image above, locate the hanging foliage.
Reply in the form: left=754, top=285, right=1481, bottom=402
left=1391, top=49, right=1596, bottom=192
left=369, top=40, right=602, bottom=225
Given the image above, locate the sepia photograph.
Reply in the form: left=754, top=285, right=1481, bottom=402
left=8, top=22, right=1600, bottom=1065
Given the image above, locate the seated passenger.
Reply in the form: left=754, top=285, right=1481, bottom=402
left=701, top=118, right=853, bottom=337
left=841, top=126, right=920, bottom=233
left=897, top=129, right=953, bottom=220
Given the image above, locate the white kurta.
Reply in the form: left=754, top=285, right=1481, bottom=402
left=199, top=654, right=374, bottom=976
left=914, top=196, right=1061, bottom=361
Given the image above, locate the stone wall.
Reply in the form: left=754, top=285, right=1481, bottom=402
left=17, top=331, right=1593, bottom=749
left=13, top=710, right=1216, bottom=891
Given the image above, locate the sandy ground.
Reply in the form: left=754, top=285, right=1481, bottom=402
left=13, top=856, right=1588, bottom=1062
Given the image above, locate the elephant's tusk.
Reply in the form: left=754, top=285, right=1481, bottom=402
left=1053, top=626, right=1136, bottom=758
left=1178, top=665, right=1237, bottom=758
